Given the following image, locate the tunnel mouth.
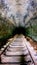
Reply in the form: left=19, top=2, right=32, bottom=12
left=12, top=26, right=27, bottom=36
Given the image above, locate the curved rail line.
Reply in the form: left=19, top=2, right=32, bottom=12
left=0, top=35, right=37, bottom=65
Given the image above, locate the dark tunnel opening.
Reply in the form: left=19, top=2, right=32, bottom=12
left=12, top=26, right=27, bottom=36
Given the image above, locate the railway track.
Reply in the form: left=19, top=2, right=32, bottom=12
left=0, top=35, right=37, bottom=65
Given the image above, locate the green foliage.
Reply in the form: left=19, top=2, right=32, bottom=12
left=0, top=13, right=37, bottom=49
left=26, top=17, right=37, bottom=41
left=0, top=14, right=15, bottom=48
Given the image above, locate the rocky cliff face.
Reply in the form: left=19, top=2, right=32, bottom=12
left=0, top=0, right=37, bottom=41
left=0, top=0, right=37, bottom=26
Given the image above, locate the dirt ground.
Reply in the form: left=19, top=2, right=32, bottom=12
left=26, top=37, right=37, bottom=53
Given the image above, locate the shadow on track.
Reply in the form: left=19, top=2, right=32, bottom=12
left=20, top=54, right=27, bottom=65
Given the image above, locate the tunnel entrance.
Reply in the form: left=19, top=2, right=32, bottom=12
left=13, top=26, right=27, bottom=36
